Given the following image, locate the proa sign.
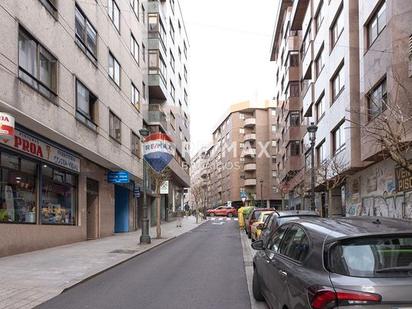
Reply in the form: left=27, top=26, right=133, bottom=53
left=395, top=166, right=412, bottom=192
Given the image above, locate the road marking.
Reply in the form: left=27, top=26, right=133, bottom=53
left=212, top=222, right=225, bottom=225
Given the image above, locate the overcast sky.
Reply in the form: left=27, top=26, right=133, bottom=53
left=179, top=0, right=279, bottom=155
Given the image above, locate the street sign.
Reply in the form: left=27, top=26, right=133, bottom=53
left=143, top=133, right=175, bottom=173
left=107, top=171, right=129, bottom=184
left=133, top=186, right=141, bottom=198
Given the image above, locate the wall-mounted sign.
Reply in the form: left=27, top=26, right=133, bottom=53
left=395, top=166, right=412, bottom=192
left=160, top=181, right=169, bottom=194
left=0, top=128, right=80, bottom=172
left=133, top=186, right=141, bottom=198
left=0, top=113, right=15, bottom=144
left=143, top=133, right=175, bottom=173
left=108, top=171, right=129, bottom=184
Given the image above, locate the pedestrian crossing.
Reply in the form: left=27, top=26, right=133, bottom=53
left=206, top=217, right=238, bottom=222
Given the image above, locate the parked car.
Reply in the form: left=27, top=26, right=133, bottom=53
left=207, top=206, right=237, bottom=217
left=250, top=211, right=274, bottom=241
left=245, top=208, right=276, bottom=238
left=252, top=216, right=412, bottom=309
left=259, top=210, right=319, bottom=247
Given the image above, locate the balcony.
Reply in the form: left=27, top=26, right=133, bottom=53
left=244, top=133, right=256, bottom=142
left=244, top=118, right=256, bottom=127
left=243, top=148, right=256, bottom=157
left=244, top=163, right=256, bottom=171
left=279, top=156, right=303, bottom=181
left=244, top=178, right=257, bottom=187
left=147, top=109, right=167, bottom=131
left=282, top=126, right=304, bottom=146
left=287, top=35, right=300, bottom=51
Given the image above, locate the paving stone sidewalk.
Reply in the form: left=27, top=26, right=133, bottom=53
left=0, top=216, right=204, bottom=309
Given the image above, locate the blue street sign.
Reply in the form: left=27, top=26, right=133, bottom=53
left=133, top=187, right=141, bottom=198
left=107, top=171, right=129, bottom=184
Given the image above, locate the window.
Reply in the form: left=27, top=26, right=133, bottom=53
left=39, top=0, right=57, bottom=18
left=142, top=44, right=146, bottom=62
left=75, top=5, right=97, bottom=61
left=178, top=47, right=182, bottom=61
left=331, top=63, right=345, bottom=101
left=130, top=34, right=140, bottom=64
left=170, top=0, right=175, bottom=13
left=141, top=4, right=145, bottom=24
left=76, top=80, right=97, bottom=130
left=170, top=81, right=175, bottom=101
left=279, top=226, right=309, bottom=262
left=131, top=131, right=141, bottom=158
left=289, top=81, right=299, bottom=97
left=178, top=74, right=182, bottom=87
left=184, top=89, right=188, bottom=104
left=170, top=50, right=175, bottom=72
left=290, top=141, right=300, bottom=156
left=316, top=93, right=325, bottom=121
left=41, top=165, right=77, bottom=225
left=131, top=83, right=140, bottom=110
left=315, top=1, right=324, bottom=33
left=107, top=0, right=120, bottom=32
left=290, top=111, right=300, bottom=127
left=316, top=140, right=327, bottom=165
left=18, top=27, right=58, bottom=102
left=332, top=121, right=346, bottom=154
left=315, top=45, right=325, bottom=77
left=130, top=0, right=139, bottom=19
left=108, top=52, right=120, bottom=86
left=184, top=41, right=187, bottom=58
left=301, top=28, right=311, bottom=58
left=272, top=125, right=277, bottom=132
left=170, top=112, right=176, bottom=130
left=142, top=81, right=146, bottom=99
left=239, top=128, right=244, bottom=134
left=267, top=225, right=288, bottom=253
left=331, top=7, right=344, bottom=47
left=289, top=52, right=299, bottom=67
left=0, top=152, right=37, bottom=224
left=240, top=113, right=245, bottom=120
left=109, top=111, right=121, bottom=142
left=149, top=50, right=166, bottom=83
left=367, top=2, right=386, bottom=47
left=169, top=20, right=175, bottom=42
left=368, top=78, right=387, bottom=119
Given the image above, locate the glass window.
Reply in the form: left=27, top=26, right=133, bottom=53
left=317, top=141, right=327, bottom=165
left=329, top=235, right=412, bottom=278
left=169, top=19, right=175, bottom=42
left=141, top=4, right=145, bottom=24
left=109, top=111, right=121, bottom=142
left=131, top=83, right=140, bottom=110
left=290, top=111, right=300, bottom=127
left=39, top=0, right=57, bottom=17
left=290, top=140, right=300, bottom=156
left=289, top=82, right=300, bottom=98
left=333, top=122, right=346, bottom=154
left=315, top=1, right=324, bottom=33
left=331, top=7, right=344, bottom=47
left=368, top=2, right=386, bottom=47
left=76, top=79, right=97, bottom=130
left=0, top=153, right=37, bottom=224
left=368, top=78, right=387, bottom=120
left=131, top=34, right=140, bottom=64
left=289, top=52, right=299, bottom=67
left=170, top=50, right=175, bottom=72
left=184, top=65, right=188, bottom=81
left=268, top=225, right=289, bottom=252
left=315, top=45, right=325, bottom=77
left=332, top=64, right=345, bottom=101
left=170, top=81, right=175, bottom=101
left=75, top=5, right=97, bottom=60
left=41, top=165, right=77, bottom=225
left=108, top=0, right=120, bottom=31
left=108, top=52, right=121, bottom=86
left=130, top=0, right=139, bottom=19
left=279, top=226, right=309, bottom=262
left=131, top=131, right=141, bottom=158
left=316, top=94, right=325, bottom=121
left=18, top=27, right=57, bottom=101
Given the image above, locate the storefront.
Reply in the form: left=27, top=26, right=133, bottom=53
left=0, top=128, right=80, bottom=226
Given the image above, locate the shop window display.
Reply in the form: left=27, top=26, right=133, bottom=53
left=41, top=165, right=77, bottom=225
left=0, top=152, right=37, bottom=223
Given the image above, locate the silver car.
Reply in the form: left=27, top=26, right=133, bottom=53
left=252, top=216, right=412, bottom=309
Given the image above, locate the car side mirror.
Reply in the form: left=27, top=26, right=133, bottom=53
left=251, top=240, right=264, bottom=250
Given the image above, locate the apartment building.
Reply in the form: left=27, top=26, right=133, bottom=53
left=203, top=100, right=281, bottom=209
left=272, top=0, right=412, bottom=218
left=145, top=0, right=190, bottom=219
left=0, top=0, right=149, bottom=256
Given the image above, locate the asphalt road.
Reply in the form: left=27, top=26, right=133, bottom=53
left=37, top=219, right=251, bottom=309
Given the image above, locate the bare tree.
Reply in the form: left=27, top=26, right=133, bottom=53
left=190, top=183, right=205, bottom=223
left=348, top=71, right=412, bottom=174
left=148, top=167, right=172, bottom=239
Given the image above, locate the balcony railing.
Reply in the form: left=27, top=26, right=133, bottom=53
left=244, top=118, right=256, bottom=127
left=244, top=133, right=256, bottom=141
left=244, top=163, right=256, bottom=171
left=244, top=178, right=257, bottom=186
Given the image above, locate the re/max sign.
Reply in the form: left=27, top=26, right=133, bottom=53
left=395, top=167, right=412, bottom=192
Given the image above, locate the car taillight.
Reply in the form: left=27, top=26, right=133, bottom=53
left=308, top=286, right=381, bottom=309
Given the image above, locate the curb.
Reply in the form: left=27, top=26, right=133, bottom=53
left=61, top=221, right=206, bottom=294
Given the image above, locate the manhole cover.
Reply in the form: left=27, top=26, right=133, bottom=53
left=110, top=249, right=138, bottom=254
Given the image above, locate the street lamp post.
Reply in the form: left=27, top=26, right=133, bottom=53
left=260, top=180, right=264, bottom=208
left=139, top=128, right=151, bottom=244
left=307, top=122, right=318, bottom=211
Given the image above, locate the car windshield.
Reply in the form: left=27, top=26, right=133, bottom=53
left=328, top=235, right=412, bottom=277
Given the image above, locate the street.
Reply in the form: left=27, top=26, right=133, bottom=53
left=38, top=219, right=252, bottom=309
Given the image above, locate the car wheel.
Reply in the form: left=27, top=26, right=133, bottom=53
left=228, top=213, right=233, bottom=218
left=252, top=270, right=264, bottom=301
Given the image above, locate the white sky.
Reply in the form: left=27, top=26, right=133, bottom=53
left=179, top=0, right=279, bottom=155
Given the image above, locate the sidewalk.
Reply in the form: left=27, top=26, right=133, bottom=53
left=0, top=216, right=204, bottom=309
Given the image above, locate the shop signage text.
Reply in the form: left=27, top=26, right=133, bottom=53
left=0, top=112, right=15, bottom=144
left=0, top=129, right=80, bottom=172
left=107, top=171, right=129, bottom=184
left=395, top=166, right=412, bottom=192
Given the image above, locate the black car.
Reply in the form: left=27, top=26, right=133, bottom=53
left=259, top=210, right=319, bottom=247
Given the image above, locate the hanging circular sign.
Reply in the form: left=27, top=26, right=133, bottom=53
left=143, top=133, right=175, bottom=173
left=0, top=112, right=15, bottom=144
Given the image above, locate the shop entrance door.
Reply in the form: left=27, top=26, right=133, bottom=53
left=115, top=185, right=129, bottom=233
left=87, top=178, right=99, bottom=240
